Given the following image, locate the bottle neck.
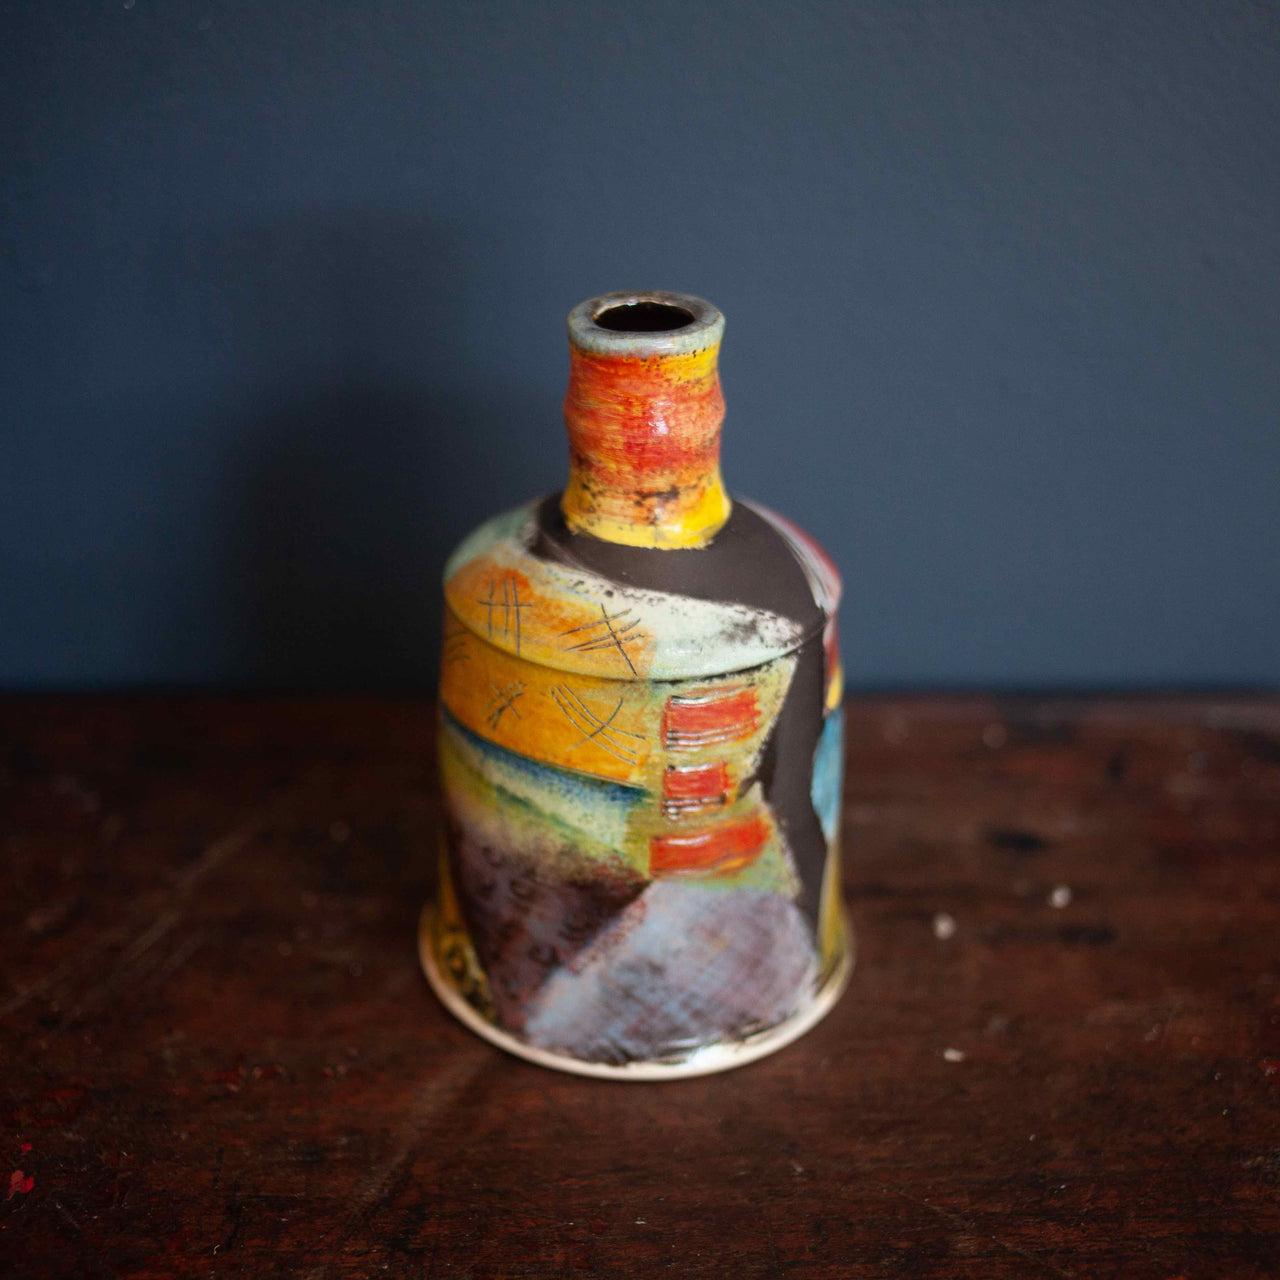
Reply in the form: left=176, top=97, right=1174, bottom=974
left=560, top=293, right=732, bottom=550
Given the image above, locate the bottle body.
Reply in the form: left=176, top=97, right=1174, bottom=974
left=421, top=293, right=849, bottom=1077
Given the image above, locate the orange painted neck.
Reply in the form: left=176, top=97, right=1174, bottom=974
left=560, top=292, right=731, bottom=550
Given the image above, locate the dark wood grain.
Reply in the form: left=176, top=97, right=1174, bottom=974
left=1, top=694, right=1278, bottom=1278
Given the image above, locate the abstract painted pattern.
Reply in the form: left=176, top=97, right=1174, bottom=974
left=428, top=500, right=845, bottom=1069
left=423, top=290, right=849, bottom=1076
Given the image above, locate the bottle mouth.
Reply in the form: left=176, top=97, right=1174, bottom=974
left=567, top=290, right=724, bottom=357
left=595, top=300, right=695, bottom=332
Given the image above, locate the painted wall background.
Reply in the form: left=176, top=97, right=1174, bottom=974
left=3, top=0, right=1278, bottom=690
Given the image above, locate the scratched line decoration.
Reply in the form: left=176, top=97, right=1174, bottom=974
left=422, top=291, right=850, bottom=1079
left=558, top=606, right=642, bottom=675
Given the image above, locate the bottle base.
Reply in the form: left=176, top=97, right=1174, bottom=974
left=418, top=902, right=854, bottom=1081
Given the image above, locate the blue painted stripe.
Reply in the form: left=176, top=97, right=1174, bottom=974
left=442, top=707, right=646, bottom=807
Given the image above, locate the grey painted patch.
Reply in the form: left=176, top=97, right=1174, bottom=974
left=524, top=881, right=818, bottom=1065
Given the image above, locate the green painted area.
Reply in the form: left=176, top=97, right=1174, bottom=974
left=440, top=721, right=646, bottom=876
left=441, top=717, right=800, bottom=897
left=442, top=713, right=643, bottom=866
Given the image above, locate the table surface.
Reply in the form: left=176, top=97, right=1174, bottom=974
left=1, top=694, right=1278, bottom=1278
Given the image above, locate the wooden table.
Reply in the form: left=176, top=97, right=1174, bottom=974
left=1, top=695, right=1278, bottom=1278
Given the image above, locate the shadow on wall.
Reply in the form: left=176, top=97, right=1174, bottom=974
left=211, top=213, right=557, bottom=689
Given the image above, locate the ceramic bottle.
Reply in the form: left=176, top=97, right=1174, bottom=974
left=421, top=291, right=849, bottom=1078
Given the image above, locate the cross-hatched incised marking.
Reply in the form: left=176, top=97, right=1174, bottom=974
left=475, top=575, right=532, bottom=654
left=443, top=629, right=471, bottom=667
left=558, top=606, right=641, bottom=675
left=549, top=684, right=644, bottom=765
left=486, top=680, right=526, bottom=730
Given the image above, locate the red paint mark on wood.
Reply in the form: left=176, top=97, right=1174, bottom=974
left=662, top=688, right=759, bottom=749
left=19, top=1143, right=31, bottom=1154
left=650, top=814, right=770, bottom=877
left=7, top=1170, right=34, bottom=1200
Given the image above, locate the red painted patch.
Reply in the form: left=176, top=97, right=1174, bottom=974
left=824, top=620, right=840, bottom=694
left=663, top=762, right=729, bottom=800
left=662, top=688, right=759, bottom=749
left=7, top=1170, right=34, bottom=1201
left=650, top=814, right=770, bottom=877
left=562, top=347, right=726, bottom=530
left=566, top=350, right=722, bottom=471
left=662, top=762, right=730, bottom=817
left=19, top=1143, right=31, bottom=1154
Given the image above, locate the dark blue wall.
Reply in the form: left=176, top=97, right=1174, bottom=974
left=4, top=1, right=1278, bottom=689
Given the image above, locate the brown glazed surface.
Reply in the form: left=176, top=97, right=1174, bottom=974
left=2, top=694, right=1278, bottom=1276
left=531, top=493, right=824, bottom=628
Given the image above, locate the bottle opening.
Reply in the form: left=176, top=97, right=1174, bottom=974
left=568, top=291, right=723, bottom=359
left=594, top=301, right=696, bottom=333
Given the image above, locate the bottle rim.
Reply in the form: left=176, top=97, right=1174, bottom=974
left=567, top=290, right=724, bottom=358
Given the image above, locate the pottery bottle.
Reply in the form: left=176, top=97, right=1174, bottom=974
left=421, top=291, right=849, bottom=1079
